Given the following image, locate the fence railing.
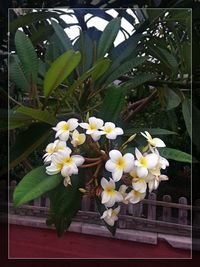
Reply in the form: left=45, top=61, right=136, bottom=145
left=7, top=180, right=198, bottom=237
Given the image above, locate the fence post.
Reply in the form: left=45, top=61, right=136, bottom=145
left=81, top=195, right=91, bottom=211
left=128, top=202, right=143, bottom=217
left=118, top=203, right=127, bottom=228
left=178, top=197, right=188, bottom=225
left=162, top=195, right=172, bottom=222
left=147, top=192, right=156, bottom=220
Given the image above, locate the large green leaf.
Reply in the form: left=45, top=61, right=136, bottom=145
left=10, top=11, right=61, bottom=32
left=13, top=166, right=63, bottom=207
left=10, top=123, right=52, bottom=169
left=164, top=87, right=181, bottom=110
left=9, top=55, right=29, bottom=91
left=125, top=128, right=177, bottom=136
left=97, top=17, right=121, bottom=59
left=182, top=98, right=191, bottom=139
left=98, top=85, right=127, bottom=123
left=15, top=30, right=38, bottom=84
left=16, top=106, right=57, bottom=125
left=51, top=20, right=73, bottom=52
left=104, top=56, right=147, bottom=86
left=47, top=171, right=85, bottom=236
left=44, top=50, right=81, bottom=98
left=8, top=109, right=32, bottom=130
left=158, top=147, right=193, bottom=163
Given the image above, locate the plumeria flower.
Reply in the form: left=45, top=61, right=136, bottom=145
left=130, top=167, right=147, bottom=192
left=100, top=206, right=120, bottom=226
left=141, top=131, right=166, bottom=148
left=134, top=148, right=159, bottom=178
left=149, top=148, right=169, bottom=176
left=79, top=116, right=104, bottom=141
left=100, top=122, right=123, bottom=140
left=43, top=140, right=66, bottom=163
left=125, top=179, right=146, bottom=204
left=71, top=129, right=86, bottom=147
left=119, top=185, right=128, bottom=204
left=145, top=172, right=168, bottom=192
left=105, top=150, right=135, bottom=182
left=52, top=119, right=79, bottom=141
left=46, top=148, right=84, bottom=177
left=101, top=177, right=123, bottom=207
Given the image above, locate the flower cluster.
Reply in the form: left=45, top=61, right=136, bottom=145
left=43, top=117, right=169, bottom=227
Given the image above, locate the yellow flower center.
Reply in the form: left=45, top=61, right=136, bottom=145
left=139, top=157, right=148, bottom=168
left=62, top=123, right=70, bottom=131
left=116, top=157, right=125, bottom=170
left=104, top=127, right=113, bottom=134
left=89, top=124, right=97, bottom=130
left=47, top=147, right=53, bottom=154
left=56, top=162, right=63, bottom=170
left=64, top=157, right=73, bottom=164
left=111, top=210, right=117, bottom=217
left=105, top=187, right=114, bottom=196
left=134, top=190, right=141, bottom=198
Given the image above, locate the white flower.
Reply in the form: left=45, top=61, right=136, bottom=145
left=105, top=150, right=135, bottom=182
left=149, top=148, right=169, bottom=176
left=100, top=206, right=120, bottom=226
left=101, top=177, right=123, bottom=207
left=100, top=122, right=123, bottom=140
left=43, top=140, right=67, bottom=163
left=125, top=189, right=146, bottom=204
left=71, top=129, right=86, bottom=147
left=134, top=148, right=158, bottom=178
left=119, top=185, right=128, bottom=204
left=46, top=148, right=84, bottom=177
left=79, top=116, right=104, bottom=141
left=141, top=131, right=166, bottom=147
left=145, top=172, right=168, bottom=192
left=53, top=119, right=79, bottom=141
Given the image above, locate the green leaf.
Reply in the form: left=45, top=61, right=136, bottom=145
left=91, top=58, right=111, bottom=82
left=9, top=55, right=29, bottom=91
left=15, top=30, right=38, bottom=84
left=182, top=98, right=191, bottom=138
left=10, top=11, right=61, bottom=32
left=98, top=85, right=127, bottom=123
left=51, top=20, right=73, bottom=52
left=10, top=123, right=52, bottom=169
left=16, top=106, right=57, bottom=125
left=47, top=171, right=85, bottom=236
left=158, top=147, right=193, bottom=163
left=30, top=24, right=54, bottom=46
left=95, top=196, right=116, bottom=236
left=97, top=17, right=121, bottom=59
left=125, top=73, right=157, bottom=88
left=9, top=109, right=32, bottom=129
left=44, top=50, right=81, bottom=98
left=164, top=87, right=181, bottom=110
left=13, top=166, right=63, bottom=207
left=68, top=58, right=111, bottom=94
left=124, top=128, right=177, bottom=136
left=104, top=56, right=147, bottom=86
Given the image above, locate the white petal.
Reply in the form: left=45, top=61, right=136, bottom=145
left=71, top=155, right=85, bottom=166
left=89, top=117, right=104, bottom=128
left=137, top=166, right=148, bottom=178
left=114, top=191, right=123, bottom=202
left=105, top=160, right=116, bottom=172
left=105, top=197, right=116, bottom=207
left=101, top=191, right=110, bottom=204
left=145, top=131, right=152, bottom=140
left=108, top=178, right=115, bottom=189
left=152, top=138, right=166, bottom=147
left=114, top=127, right=124, bottom=135
left=59, top=131, right=70, bottom=141
left=140, top=131, right=147, bottom=139
left=68, top=118, right=78, bottom=131
left=100, top=209, right=109, bottom=219
left=135, top=148, right=142, bottom=160
left=109, top=150, right=122, bottom=162
left=146, top=153, right=159, bottom=169
left=132, top=179, right=147, bottom=193
left=103, top=122, right=115, bottom=129
left=79, top=122, right=89, bottom=130
left=159, top=175, right=169, bottom=181
left=123, top=153, right=135, bottom=172
left=148, top=180, right=154, bottom=192
left=71, top=164, right=78, bottom=175
left=55, top=121, right=67, bottom=130
left=91, top=132, right=101, bottom=141
left=114, top=206, right=121, bottom=215
left=55, top=129, right=64, bottom=138
left=104, top=217, right=115, bottom=226
left=101, top=177, right=108, bottom=190
left=61, top=165, right=70, bottom=177
left=112, top=170, right=123, bottom=182
left=46, top=165, right=60, bottom=175
left=106, top=132, right=117, bottom=140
